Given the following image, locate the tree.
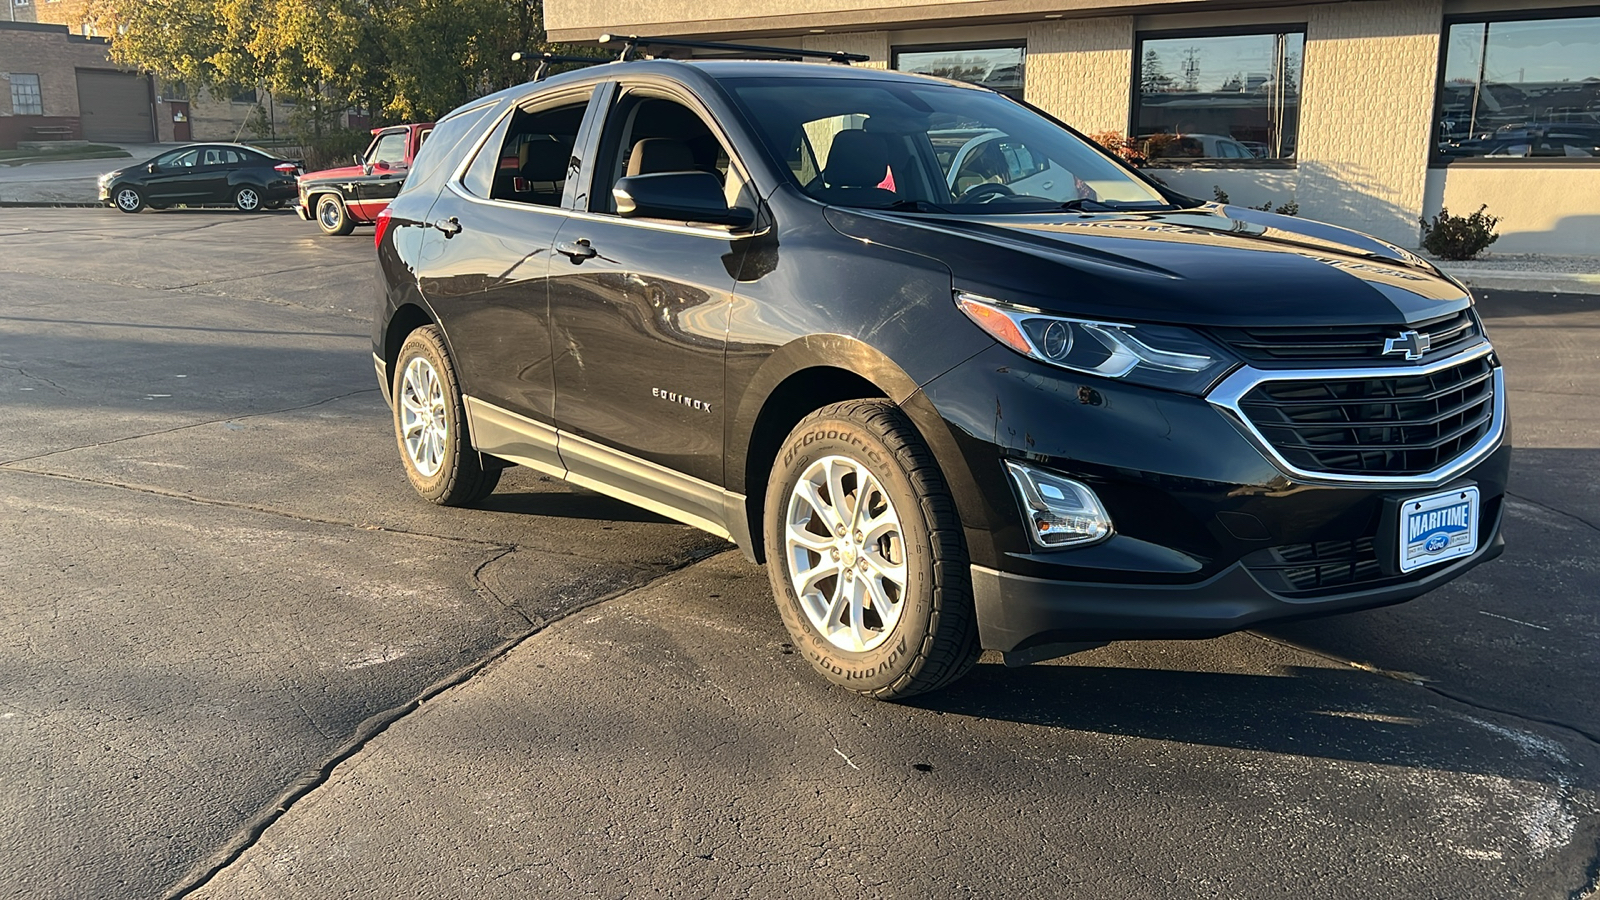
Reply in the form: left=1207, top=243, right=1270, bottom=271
left=93, top=0, right=567, bottom=125
left=1140, top=49, right=1176, bottom=94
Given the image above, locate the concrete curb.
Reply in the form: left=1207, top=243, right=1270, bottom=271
left=0, top=201, right=104, bottom=208
left=1440, top=269, right=1600, bottom=295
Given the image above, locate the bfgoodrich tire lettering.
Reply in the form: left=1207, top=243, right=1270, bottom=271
left=764, top=400, right=981, bottom=699
left=392, top=325, right=500, bottom=506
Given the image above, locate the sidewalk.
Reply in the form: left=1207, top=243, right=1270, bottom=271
left=1432, top=253, right=1600, bottom=295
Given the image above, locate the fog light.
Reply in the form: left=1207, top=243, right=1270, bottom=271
left=1005, top=461, right=1113, bottom=548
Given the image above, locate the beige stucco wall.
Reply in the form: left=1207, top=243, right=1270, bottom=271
left=1024, top=17, right=1132, bottom=135
left=802, top=32, right=888, bottom=68
left=1292, top=0, right=1443, bottom=246
left=551, top=0, right=1274, bottom=41
left=1424, top=168, right=1600, bottom=256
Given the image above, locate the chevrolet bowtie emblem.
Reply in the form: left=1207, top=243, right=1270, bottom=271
left=1383, top=329, right=1431, bottom=361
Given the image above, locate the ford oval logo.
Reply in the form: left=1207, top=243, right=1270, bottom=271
left=1425, top=533, right=1450, bottom=552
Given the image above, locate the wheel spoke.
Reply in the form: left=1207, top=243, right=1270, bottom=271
left=863, top=551, right=906, bottom=588
left=785, top=520, right=834, bottom=553
left=793, top=557, right=840, bottom=597
left=862, top=575, right=901, bottom=636
left=794, top=479, right=837, bottom=531
left=846, top=577, right=871, bottom=650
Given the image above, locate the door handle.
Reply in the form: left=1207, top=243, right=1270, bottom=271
left=556, top=239, right=596, bottom=261
left=432, top=217, right=462, bottom=238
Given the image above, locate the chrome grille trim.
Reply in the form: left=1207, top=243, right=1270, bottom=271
left=1206, top=343, right=1505, bottom=486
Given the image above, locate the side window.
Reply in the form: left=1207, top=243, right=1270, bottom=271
left=223, top=149, right=244, bottom=165
left=201, top=148, right=223, bottom=166
left=161, top=149, right=200, bottom=168
left=368, top=132, right=408, bottom=168
left=461, top=91, right=593, bottom=207
left=590, top=92, right=747, bottom=215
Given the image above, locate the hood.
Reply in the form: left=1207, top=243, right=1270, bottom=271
left=299, top=162, right=367, bottom=184
left=823, top=202, right=1470, bottom=328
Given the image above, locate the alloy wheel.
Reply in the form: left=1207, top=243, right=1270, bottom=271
left=784, top=454, right=908, bottom=652
left=115, top=189, right=141, bottom=212
left=398, top=357, right=448, bottom=478
left=236, top=188, right=260, bottom=211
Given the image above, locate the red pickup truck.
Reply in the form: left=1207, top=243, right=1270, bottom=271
left=295, top=122, right=434, bottom=235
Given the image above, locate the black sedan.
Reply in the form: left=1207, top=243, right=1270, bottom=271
left=99, top=143, right=303, bottom=213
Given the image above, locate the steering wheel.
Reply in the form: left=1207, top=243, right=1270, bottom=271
left=956, top=182, right=1016, bottom=203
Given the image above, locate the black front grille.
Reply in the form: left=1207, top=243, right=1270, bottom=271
left=1238, top=354, right=1496, bottom=476
left=1244, top=537, right=1387, bottom=595
left=1212, top=310, right=1481, bottom=364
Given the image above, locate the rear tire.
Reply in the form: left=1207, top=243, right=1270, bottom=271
left=316, top=194, right=356, bottom=235
left=392, top=325, right=500, bottom=506
left=113, top=186, right=144, bottom=213
left=233, top=185, right=264, bottom=212
left=764, top=400, right=981, bottom=699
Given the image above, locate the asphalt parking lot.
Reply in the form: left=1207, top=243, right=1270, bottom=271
left=2, top=207, right=1597, bottom=900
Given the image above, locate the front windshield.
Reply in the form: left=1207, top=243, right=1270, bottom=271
left=722, top=76, right=1172, bottom=213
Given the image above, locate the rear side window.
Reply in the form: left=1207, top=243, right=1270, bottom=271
left=397, top=101, right=500, bottom=204
left=461, top=90, right=594, bottom=207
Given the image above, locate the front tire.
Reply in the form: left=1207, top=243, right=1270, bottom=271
left=315, top=194, right=356, bottom=235
left=233, top=185, right=264, bottom=212
left=392, top=325, right=500, bottom=506
left=113, top=186, right=145, bottom=213
left=764, top=400, right=981, bottom=699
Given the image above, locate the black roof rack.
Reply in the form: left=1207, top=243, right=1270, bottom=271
left=510, top=51, right=615, bottom=81
left=596, top=33, right=869, bottom=65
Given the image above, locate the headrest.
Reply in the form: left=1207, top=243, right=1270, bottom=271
left=824, top=130, right=889, bottom=188
left=520, top=139, right=568, bottom=182
left=627, top=138, right=696, bottom=177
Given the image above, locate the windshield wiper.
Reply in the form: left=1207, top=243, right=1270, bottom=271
left=878, top=199, right=950, bottom=213
left=1058, top=198, right=1171, bottom=212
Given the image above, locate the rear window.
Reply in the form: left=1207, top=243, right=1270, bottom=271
left=398, top=102, right=501, bottom=203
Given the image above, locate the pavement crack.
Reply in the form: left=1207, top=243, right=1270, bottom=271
left=0, top=388, right=378, bottom=467
left=1507, top=491, right=1600, bottom=535
left=0, top=465, right=517, bottom=550
left=470, top=545, right=536, bottom=628
left=168, top=260, right=365, bottom=291
left=161, top=551, right=727, bottom=900
left=0, top=362, right=71, bottom=395
left=1250, top=632, right=1600, bottom=749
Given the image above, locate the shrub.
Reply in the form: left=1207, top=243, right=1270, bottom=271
left=1213, top=185, right=1298, bottom=216
left=1419, top=205, right=1500, bottom=260
left=1089, top=131, right=1148, bottom=167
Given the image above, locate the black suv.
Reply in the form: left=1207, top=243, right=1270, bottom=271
left=372, top=56, right=1508, bottom=699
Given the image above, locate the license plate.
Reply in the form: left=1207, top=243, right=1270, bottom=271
left=1399, top=486, right=1480, bottom=573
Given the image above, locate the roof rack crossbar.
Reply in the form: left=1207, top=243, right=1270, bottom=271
left=511, top=51, right=615, bottom=81
left=597, top=33, right=869, bottom=64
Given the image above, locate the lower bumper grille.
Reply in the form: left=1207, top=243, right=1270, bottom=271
left=1244, top=496, right=1502, bottom=597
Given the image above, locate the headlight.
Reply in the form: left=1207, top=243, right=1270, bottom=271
left=955, top=291, right=1238, bottom=394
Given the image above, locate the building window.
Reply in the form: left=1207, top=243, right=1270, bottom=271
left=232, top=88, right=258, bottom=104
left=1435, top=11, right=1600, bottom=161
left=10, top=74, right=43, bottom=116
left=892, top=44, right=1025, bottom=100
left=1131, top=28, right=1303, bottom=163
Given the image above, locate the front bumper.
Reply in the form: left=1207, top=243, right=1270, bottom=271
left=294, top=202, right=311, bottom=221
left=972, top=502, right=1505, bottom=653
left=912, top=343, right=1512, bottom=656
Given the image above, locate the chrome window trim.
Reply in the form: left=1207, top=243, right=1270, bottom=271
left=443, top=181, right=765, bottom=240
left=1205, top=342, right=1504, bottom=487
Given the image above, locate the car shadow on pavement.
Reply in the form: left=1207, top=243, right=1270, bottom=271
left=906, top=657, right=1590, bottom=788
left=474, top=488, right=678, bottom=524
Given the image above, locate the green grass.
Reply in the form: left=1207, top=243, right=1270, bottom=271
left=0, top=145, right=133, bottom=166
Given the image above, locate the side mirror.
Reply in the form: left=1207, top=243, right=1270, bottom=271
left=146, top=162, right=160, bottom=174
left=613, top=172, right=754, bottom=228
left=352, top=154, right=363, bottom=166
left=374, top=160, right=392, bottom=172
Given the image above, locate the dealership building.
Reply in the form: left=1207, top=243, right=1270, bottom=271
left=548, top=0, right=1600, bottom=254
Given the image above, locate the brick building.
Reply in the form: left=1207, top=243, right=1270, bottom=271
left=0, top=20, right=155, bottom=147
left=546, top=0, right=1600, bottom=254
